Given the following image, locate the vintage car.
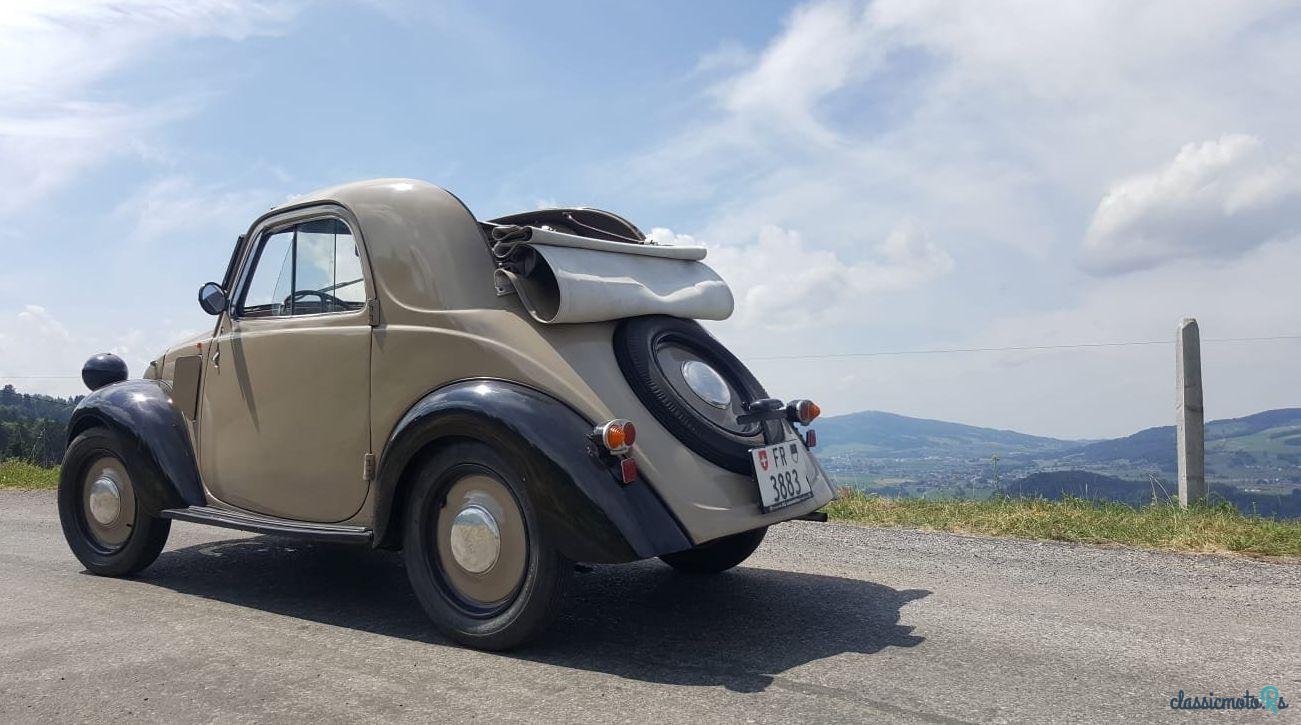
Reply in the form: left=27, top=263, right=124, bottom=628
left=58, top=179, right=834, bottom=650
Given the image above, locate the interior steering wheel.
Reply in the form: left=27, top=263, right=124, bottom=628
left=285, top=289, right=348, bottom=309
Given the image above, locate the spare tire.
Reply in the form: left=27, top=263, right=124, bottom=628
left=613, top=316, right=780, bottom=474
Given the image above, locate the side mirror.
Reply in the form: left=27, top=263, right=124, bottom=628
left=198, top=282, right=228, bottom=315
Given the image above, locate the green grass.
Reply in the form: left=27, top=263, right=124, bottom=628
left=0, top=459, right=60, bottom=490
left=825, top=488, right=1301, bottom=558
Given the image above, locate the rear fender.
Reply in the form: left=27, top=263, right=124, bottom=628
left=64, top=379, right=205, bottom=514
left=373, top=379, right=691, bottom=563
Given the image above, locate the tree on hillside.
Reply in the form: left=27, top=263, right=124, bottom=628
left=0, top=385, right=75, bottom=466
left=4, top=423, right=29, bottom=459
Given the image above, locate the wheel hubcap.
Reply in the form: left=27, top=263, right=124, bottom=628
left=81, top=457, right=136, bottom=550
left=87, top=476, right=122, bottom=525
left=448, top=504, right=501, bottom=574
left=435, top=473, right=527, bottom=610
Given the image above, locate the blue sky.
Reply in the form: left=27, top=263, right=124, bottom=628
left=3, top=0, right=1301, bottom=438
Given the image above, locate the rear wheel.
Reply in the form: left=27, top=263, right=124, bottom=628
left=659, top=527, right=767, bottom=574
left=57, top=427, right=171, bottom=576
left=403, top=440, right=570, bottom=650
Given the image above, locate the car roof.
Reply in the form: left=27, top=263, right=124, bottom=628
left=259, top=178, right=503, bottom=316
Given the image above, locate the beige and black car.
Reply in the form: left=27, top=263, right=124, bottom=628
left=58, top=179, right=834, bottom=649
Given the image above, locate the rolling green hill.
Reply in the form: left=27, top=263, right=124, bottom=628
left=1059, top=408, right=1301, bottom=473
left=816, top=408, right=1301, bottom=517
left=813, top=410, right=1076, bottom=459
left=817, top=408, right=1301, bottom=477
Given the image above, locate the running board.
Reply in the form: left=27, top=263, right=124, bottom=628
left=161, top=506, right=373, bottom=544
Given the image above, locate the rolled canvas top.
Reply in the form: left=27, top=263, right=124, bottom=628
left=491, top=226, right=734, bottom=324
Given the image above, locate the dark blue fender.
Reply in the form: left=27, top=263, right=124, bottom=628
left=65, top=379, right=206, bottom=513
left=374, top=379, right=692, bottom=563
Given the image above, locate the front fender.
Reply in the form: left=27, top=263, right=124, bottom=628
left=65, top=379, right=205, bottom=513
left=374, top=379, right=691, bottom=563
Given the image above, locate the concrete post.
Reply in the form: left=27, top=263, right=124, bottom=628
left=1176, top=318, right=1206, bottom=507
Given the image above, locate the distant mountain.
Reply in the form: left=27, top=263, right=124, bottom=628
left=814, top=410, right=1076, bottom=459
left=1061, top=425, right=1173, bottom=468
left=1059, top=408, right=1301, bottom=474
left=817, top=406, right=1301, bottom=473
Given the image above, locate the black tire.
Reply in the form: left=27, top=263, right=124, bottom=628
left=614, top=315, right=780, bottom=474
left=403, top=440, right=571, bottom=651
left=58, top=427, right=171, bottom=577
left=659, top=527, right=767, bottom=574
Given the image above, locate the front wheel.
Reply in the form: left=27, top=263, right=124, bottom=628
left=403, top=440, right=570, bottom=651
left=58, top=427, right=171, bottom=576
left=659, top=527, right=766, bottom=574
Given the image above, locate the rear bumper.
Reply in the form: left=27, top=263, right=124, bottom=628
left=637, top=423, right=836, bottom=548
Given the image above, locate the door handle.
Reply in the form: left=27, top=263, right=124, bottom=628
left=212, top=349, right=221, bottom=368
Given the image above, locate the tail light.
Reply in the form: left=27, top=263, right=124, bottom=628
left=786, top=399, right=821, bottom=426
left=594, top=419, right=635, bottom=454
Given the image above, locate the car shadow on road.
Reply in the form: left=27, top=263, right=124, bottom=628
left=137, top=535, right=928, bottom=692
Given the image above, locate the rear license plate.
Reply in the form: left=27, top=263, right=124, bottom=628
left=751, top=439, right=817, bottom=513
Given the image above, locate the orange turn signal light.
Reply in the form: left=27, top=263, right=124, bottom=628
left=605, top=424, right=625, bottom=450
left=595, top=419, right=635, bottom=453
left=788, top=399, right=821, bottom=425
left=801, top=400, right=821, bottom=422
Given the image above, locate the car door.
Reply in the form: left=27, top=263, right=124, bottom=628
left=197, top=212, right=374, bottom=523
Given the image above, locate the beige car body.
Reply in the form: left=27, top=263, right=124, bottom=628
left=146, top=178, right=834, bottom=547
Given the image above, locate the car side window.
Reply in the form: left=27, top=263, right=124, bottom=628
left=293, top=219, right=366, bottom=315
left=236, top=218, right=367, bottom=318
left=238, top=229, right=294, bottom=318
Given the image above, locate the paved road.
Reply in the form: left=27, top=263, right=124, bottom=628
left=1, top=490, right=1297, bottom=723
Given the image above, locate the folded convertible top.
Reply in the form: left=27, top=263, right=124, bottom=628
left=488, top=225, right=734, bottom=325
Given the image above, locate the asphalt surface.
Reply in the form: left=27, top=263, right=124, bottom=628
left=1, top=489, right=1298, bottom=724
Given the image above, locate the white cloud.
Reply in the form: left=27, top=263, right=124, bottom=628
left=942, top=238, right=1301, bottom=437
left=652, top=221, right=952, bottom=329
left=730, top=236, right=1301, bottom=439
left=0, top=1, right=298, bottom=102
left=0, top=1, right=302, bottom=215
left=1081, top=135, right=1301, bottom=274
left=0, top=100, right=199, bottom=216
left=15, top=305, right=71, bottom=344
left=719, top=0, right=877, bottom=145
left=691, top=40, right=755, bottom=77
left=603, top=0, right=1301, bottom=436
left=113, top=175, right=274, bottom=246
left=0, top=304, right=201, bottom=397
left=1, top=176, right=277, bottom=388
left=105, top=175, right=277, bottom=343
left=620, top=0, right=1301, bottom=244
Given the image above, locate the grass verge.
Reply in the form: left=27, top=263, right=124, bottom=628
left=825, top=488, right=1301, bottom=558
left=0, top=459, right=60, bottom=490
